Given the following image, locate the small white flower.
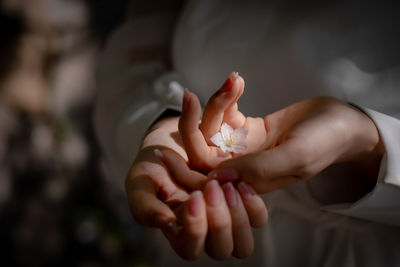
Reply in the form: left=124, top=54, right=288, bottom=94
left=210, top=123, right=248, bottom=153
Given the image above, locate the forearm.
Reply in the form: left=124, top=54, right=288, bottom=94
left=142, top=116, right=183, bottom=152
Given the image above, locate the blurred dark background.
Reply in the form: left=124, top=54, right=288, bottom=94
left=0, top=0, right=155, bottom=266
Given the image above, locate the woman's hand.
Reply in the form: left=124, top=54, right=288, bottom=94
left=125, top=72, right=268, bottom=260
left=179, top=72, right=268, bottom=171
left=169, top=72, right=268, bottom=258
left=158, top=149, right=267, bottom=259
left=125, top=116, right=214, bottom=260
left=208, top=96, right=385, bottom=194
left=125, top=115, right=201, bottom=227
left=126, top=116, right=267, bottom=260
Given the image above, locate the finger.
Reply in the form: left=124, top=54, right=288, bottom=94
left=223, top=81, right=246, bottom=129
left=208, top=140, right=307, bottom=193
left=155, top=149, right=208, bottom=191
left=237, top=182, right=268, bottom=228
left=200, top=72, right=246, bottom=143
left=125, top=174, right=177, bottom=228
left=179, top=89, right=230, bottom=171
left=163, top=191, right=208, bottom=260
left=203, top=180, right=233, bottom=260
left=222, top=183, right=254, bottom=258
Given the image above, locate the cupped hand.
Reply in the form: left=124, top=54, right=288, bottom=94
left=125, top=115, right=209, bottom=260
left=159, top=149, right=267, bottom=259
left=208, top=96, right=384, bottom=193
left=125, top=72, right=268, bottom=260
left=179, top=72, right=268, bottom=172
left=171, top=72, right=268, bottom=258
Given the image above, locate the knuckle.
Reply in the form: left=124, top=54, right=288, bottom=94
left=187, top=225, right=206, bottom=240
left=191, top=158, right=212, bottom=173
left=210, top=220, right=231, bottom=233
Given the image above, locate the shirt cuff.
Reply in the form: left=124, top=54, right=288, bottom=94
left=95, top=70, right=184, bottom=191
left=114, top=71, right=184, bottom=163
left=322, top=107, right=400, bottom=226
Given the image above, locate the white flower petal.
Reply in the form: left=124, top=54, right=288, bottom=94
left=210, top=132, right=224, bottom=147
left=210, top=122, right=248, bottom=154
left=232, top=142, right=248, bottom=153
left=220, top=122, right=233, bottom=141
left=220, top=144, right=232, bottom=153
left=232, top=128, right=248, bottom=143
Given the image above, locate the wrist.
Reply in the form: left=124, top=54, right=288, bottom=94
left=147, top=109, right=181, bottom=133
left=142, top=115, right=181, bottom=151
left=348, top=105, right=384, bottom=181
left=148, top=115, right=180, bottom=133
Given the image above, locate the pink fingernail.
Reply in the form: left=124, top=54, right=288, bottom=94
left=154, top=149, right=164, bottom=161
left=222, top=182, right=237, bottom=207
left=218, top=72, right=237, bottom=93
left=238, top=182, right=256, bottom=201
left=208, top=168, right=239, bottom=183
left=188, top=191, right=203, bottom=217
left=204, top=180, right=221, bottom=207
left=166, top=220, right=179, bottom=235
left=154, top=215, right=179, bottom=235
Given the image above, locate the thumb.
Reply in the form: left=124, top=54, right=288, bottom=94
left=208, top=142, right=306, bottom=193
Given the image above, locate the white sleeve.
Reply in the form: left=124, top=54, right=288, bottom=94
left=93, top=14, right=184, bottom=191
left=323, top=108, right=400, bottom=226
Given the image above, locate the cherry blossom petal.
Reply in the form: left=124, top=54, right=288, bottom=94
left=210, top=122, right=248, bottom=154
left=232, top=142, right=247, bottom=153
left=210, top=132, right=224, bottom=147
left=232, top=127, right=248, bottom=143
left=220, top=144, right=232, bottom=153
left=221, top=122, right=234, bottom=141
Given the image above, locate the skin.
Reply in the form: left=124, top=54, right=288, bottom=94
left=126, top=72, right=384, bottom=260
left=123, top=1, right=386, bottom=262
left=125, top=73, right=268, bottom=260
left=203, top=78, right=385, bottom=195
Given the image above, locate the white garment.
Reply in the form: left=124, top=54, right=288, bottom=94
left=95, top=0, right=400, bottom=266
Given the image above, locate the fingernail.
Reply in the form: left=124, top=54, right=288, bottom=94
left=222, top=182, right=237, bottom=207
left=154, top=148, right=164, bottom=161
left=182, top=88, right=190, bottom=111
left=218, top=72, right=237, bottom=93
left=154, top=215, right=179, bottom=235
left=165, top=220, right=179, bottom=235
left=204, top=180, right=221, bottom=207
left=208, top=168, right=239, bottom=183
left=238, top=182, right=256, bottom=201
left=188, top=191, right=203, bottom=217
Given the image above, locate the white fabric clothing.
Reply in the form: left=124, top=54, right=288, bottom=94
left=94, top=0, right=400, bottom=266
